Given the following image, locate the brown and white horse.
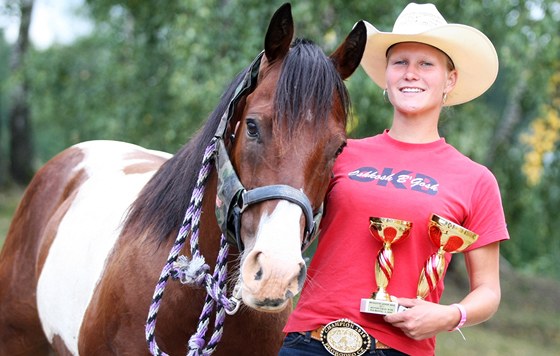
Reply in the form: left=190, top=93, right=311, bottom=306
left=0, top=4, right=366, bottom=355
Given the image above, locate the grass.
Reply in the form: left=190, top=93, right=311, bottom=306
left=1, top=186, right=559, bottom=355
left=437, top=327, right=558, bottom=356
left=436, top=255, right=560, bottom=355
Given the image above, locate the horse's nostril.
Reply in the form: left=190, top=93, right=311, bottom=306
left=254, top=268, right=263, bottom=281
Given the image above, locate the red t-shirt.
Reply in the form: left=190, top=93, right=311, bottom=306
left=283, top=131, right=509, bottom=355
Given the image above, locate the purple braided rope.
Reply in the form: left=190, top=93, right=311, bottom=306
left=146, top=139, right=219, bottom=356
left=187, top=236, right=233, bottom=355
left=204, top=238, right=232, bottom=353
left=146, top=138, right=238, bottom=356
left=185, top=196, right=233, bottom=354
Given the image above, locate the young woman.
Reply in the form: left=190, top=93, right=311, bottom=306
left=279, top=3, right=509, bottom=356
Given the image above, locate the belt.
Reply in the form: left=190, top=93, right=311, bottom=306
left=301, top=324, right=391, bottom=350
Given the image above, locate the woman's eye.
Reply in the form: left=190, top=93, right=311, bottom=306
left=246, top=119, right=259, bottom=138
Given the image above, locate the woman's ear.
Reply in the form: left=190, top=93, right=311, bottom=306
left=445, top=69, right=458, bottom=93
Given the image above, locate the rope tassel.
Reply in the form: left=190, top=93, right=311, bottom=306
left=171, top=255, right=210, bottom=285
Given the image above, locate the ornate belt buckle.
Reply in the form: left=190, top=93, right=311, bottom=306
left=320, top=319, right=371, bottom=356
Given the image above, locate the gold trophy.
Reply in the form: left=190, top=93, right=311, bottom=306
left=416, top=214, right=479, bottom=299
left=360, top=217, right=412, bottom=315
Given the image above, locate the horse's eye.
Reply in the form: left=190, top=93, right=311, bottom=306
left=246, top=119, right=259, bottom=138
left=335, top=142, right=347, bottom=157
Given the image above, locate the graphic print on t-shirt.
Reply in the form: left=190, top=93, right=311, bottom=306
left=348, top=166, right=438, bottom=195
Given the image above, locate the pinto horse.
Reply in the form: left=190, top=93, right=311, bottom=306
left=0, top=4, right=366, bottom=355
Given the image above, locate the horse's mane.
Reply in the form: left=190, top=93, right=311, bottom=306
left=123, top=38, right=351, bottom=242
left=275, top=39, right=350, bottom=135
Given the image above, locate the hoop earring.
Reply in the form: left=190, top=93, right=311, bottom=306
left=442, top=92, right=448, bottom=104
left=383, top=89, right=388, bottom=103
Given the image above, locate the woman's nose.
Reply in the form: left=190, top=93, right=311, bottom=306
left=404, top=68, right=419, bottom=80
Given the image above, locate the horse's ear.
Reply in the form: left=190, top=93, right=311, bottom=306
left=330, top=20, right=367, bottom=80
left=264, top=3, right=294, bottom=62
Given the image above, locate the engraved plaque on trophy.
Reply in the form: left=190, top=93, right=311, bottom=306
left=360, top=217, right=412, bottom=315
left=416, top=214, right=479, bottom=299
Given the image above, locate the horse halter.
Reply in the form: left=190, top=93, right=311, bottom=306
left=213, top=51, right=322, bottom=252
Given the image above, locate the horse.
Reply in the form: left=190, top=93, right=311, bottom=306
left=0, top=3, right=366, bottom=355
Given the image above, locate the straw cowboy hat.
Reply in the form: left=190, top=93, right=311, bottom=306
left=361, top=3, right=499, bottom=106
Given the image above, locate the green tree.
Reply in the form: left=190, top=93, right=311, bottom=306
left=0, top=29, right=10, bottom=186
left=6, top=0, right=560, bottom=277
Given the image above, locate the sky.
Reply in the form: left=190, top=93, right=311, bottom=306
left=0, top=0, right=93, bottom=50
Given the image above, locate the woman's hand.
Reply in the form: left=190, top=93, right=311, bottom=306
left=383, top=298, right=460, bottom=340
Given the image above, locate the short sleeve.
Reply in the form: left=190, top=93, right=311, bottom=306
left=463, top=167, right=510, bottom=250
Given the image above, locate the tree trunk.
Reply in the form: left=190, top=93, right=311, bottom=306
left=8, top=0, right=34, bottom=184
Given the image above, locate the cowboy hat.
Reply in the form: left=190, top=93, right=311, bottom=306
left=360, top=3, right=498, bottom=106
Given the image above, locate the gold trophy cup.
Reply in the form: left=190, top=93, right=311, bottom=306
left=416, top=214, right=479, bottom=299
left=360, top=217, right=412, bottom=315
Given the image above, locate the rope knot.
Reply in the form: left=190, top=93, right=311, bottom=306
left=188, top=335, right=207, bottom=354
left=171, top=255, right=210, bottom=285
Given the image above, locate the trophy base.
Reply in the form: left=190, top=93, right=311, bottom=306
left=360, top=298, right=406, bottom=315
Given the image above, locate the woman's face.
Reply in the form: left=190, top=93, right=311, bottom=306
left=385, top=42, right=457, bottom=116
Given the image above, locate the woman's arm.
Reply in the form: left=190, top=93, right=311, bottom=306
left=384, top=241, right=502, bottom=340
left=458, top=241, right=502, bottom=326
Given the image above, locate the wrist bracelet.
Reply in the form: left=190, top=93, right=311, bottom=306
left=450, top=303, right=467, bottom=331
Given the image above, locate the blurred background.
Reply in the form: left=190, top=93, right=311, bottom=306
left=0, top=0, right=559, bottom=354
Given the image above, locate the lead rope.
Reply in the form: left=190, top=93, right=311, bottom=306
left=145, top=138, right=241, bottom=356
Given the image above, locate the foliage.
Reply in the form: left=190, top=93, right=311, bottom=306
left=0, top=185, right=23, bottom=245
left=0, top=29, right=10, bottom=185
left=1, top=0, right=560, bottom=278
left=521, top=72, right=560, bottom=185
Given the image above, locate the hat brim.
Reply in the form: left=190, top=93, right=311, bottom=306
left=360, top=21, right=499, bottom=106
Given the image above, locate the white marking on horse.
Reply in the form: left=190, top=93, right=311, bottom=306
left=36, top=141, right=169, bottom=354
left=254, top=200, right=303, bottom=256
left=240, top=199, right=306, bottom=308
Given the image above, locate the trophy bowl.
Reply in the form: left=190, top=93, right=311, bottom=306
left=428, top=214, right=479, bottom=253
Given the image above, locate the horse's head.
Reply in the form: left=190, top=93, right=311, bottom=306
left=216, top=3, right=366, bottom=311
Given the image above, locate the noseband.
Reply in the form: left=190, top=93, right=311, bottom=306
left=213, top=51, right=322, bottom=251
